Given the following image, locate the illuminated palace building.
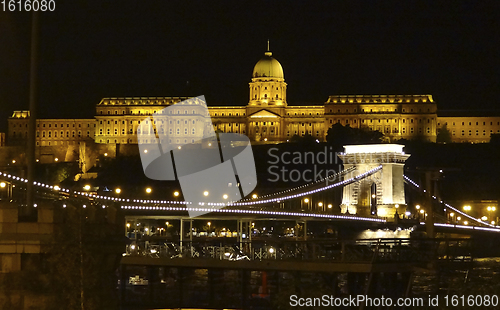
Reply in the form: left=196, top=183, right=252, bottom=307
left=6, top=48, right=500, bottom=153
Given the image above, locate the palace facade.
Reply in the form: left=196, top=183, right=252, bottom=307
left=325, top=94, right=438, bottom=142
left=6, top=48, right=500, bottom=157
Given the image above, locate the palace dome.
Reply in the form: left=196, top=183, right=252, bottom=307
left=252, top=51, right=284, bottom=79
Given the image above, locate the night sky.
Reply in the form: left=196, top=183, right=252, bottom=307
left=1, top=0, right=499, bottom=132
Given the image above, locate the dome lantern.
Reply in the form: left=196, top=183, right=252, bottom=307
left=252, top=43, right=284, bottom=79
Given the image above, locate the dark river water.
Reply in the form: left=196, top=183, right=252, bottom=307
left=124, top=257, right=500, bottom=309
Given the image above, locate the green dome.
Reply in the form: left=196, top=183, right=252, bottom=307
left=252, top=51, right=284, bottom=79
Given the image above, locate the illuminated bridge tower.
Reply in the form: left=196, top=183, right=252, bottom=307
left=338, top=144, right=410, bottom=218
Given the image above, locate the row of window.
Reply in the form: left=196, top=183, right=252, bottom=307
left=442, top=121, right=500, bottom=127
left=98, top=109, right=210, bottom=116
left=36, top=130, right=93, bottom=138
left=212, top=112, right=246, bottom=117
left=287, top=112, right=322, bottom=116
left=285, top=131, right=322, bottom=137
left=137, top=138, right=199, bottom=145
left=330, top=118, right=434, bottom=125
left=253, top=86, right=283, bottom=91
left=98, top=119, right=199, bottom=126
left=12, top=122, right=94, bottom=128
left=253, top=94, right=281, bottom=100
left=170, top=121, right=321, bottom=127
left=329, top=107, right=433, bottom=113
left=98, top=127, right=207, bottom=137
left=454, top=129, right=500, bottom=136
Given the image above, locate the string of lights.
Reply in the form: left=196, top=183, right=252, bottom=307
left=229, top=165, right=383, bottom=206
left=238, top=166, right=356, bottom=202
left=404, top=175, right=496, bottom=228
left=120, top=205, right=386, bottom=222
left=433, top=223, right=500, bottom=233
left=0, top=166, right=382, bottom=207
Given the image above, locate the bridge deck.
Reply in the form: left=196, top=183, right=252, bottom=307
left=121, top=256, right=418, bottom=273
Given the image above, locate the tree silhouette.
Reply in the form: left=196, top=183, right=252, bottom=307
left=326, top=123, right=384, bottom=149
left=436, top=124, right=452, bottom=143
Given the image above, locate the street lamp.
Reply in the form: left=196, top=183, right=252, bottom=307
left=83, top=184, right=91, bottom=191
left=0, top=182, right=7, bottom=200
left=252, top=193, right=258, bottom=199
left=487, top=206, right=496, bottom=220
left=146, top=187, right=152, bottom=194
left=207, top=222, right=211, bottom=235
left=115, top=188, right=121, bottom=194
left=318, top=202, right=323, bottom=211
left=463, top=205, right=471, bottom=211
left=302, top=198, right=310, bottom=211
left=486, top=206, right=497, bottom=225
left=173, top=191, right=179, bottom=197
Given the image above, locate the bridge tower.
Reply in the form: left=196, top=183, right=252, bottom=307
left=338, top=144, right=410, bottom=218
